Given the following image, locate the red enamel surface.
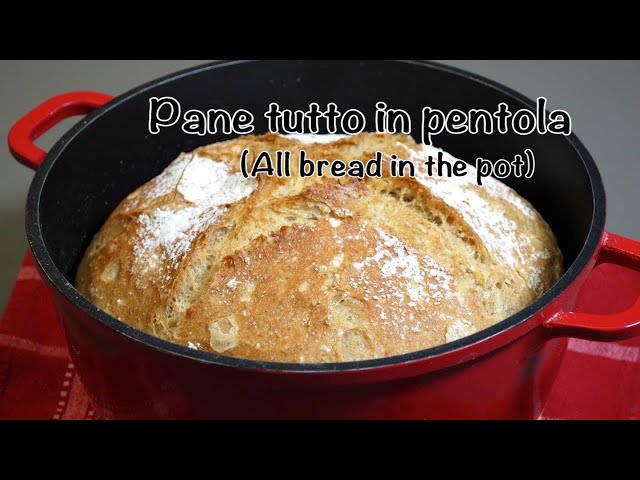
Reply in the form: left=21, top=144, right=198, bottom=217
left=8, top=91, right=113, bottom=170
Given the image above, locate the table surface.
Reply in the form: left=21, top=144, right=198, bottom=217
left=1, top=60, right=639, bottom=311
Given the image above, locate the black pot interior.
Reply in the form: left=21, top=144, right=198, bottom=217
left=31, top=61, right=603, bottom=369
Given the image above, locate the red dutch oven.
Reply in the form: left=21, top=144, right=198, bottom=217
left=8, top=60, right=640, bottom=419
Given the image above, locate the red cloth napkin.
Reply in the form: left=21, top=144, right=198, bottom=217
left=1, top=252, right=639, bottom=420
left=0, top=254, right=94, bottom=419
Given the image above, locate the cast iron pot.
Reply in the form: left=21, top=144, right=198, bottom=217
left=8, top=60, right=640, bottom=419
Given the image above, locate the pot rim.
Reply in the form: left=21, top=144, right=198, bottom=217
left=25, top=59, right=606, bottom=373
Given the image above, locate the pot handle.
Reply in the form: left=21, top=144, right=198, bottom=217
left=8, top=91, right=114, bottom=170
left=544, top=231, right=640, bottom=340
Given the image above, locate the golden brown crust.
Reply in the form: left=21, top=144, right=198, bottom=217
left=75, top=133, right=563, bottom=362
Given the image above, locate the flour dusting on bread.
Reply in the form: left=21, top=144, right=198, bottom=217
left=132, top=154, right=256, bottom=282
left=177, top=154, right=256, bottom=204
left=408, top=144, right=552, bottom=293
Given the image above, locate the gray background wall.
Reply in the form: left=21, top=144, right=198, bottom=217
left=0, top=60, right=638, bottom=310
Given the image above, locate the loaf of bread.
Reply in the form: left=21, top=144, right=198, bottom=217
left=75, top=133, right=562, bottom=362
